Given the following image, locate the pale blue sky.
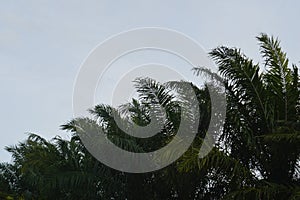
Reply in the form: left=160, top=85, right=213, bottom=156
left=1, top=0, right=299, bottom=162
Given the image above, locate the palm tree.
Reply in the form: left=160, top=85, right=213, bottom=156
left=1, top=77, right=214, bottom=199
left=62, top=77, right=214, bottom=199
left=3, top=133, right=129, bottom=199
left=1, top=33, right=299, bottom=199
left=181, top=33, right=300, bottom=199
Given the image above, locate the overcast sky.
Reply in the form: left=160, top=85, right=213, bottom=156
left=1, top=0, right=299, bottom=162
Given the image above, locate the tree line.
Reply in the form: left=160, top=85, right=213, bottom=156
left=0, top=34, right=299, bottom=199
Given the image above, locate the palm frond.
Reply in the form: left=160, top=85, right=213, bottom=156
left=257, top=33, right=295, bottom=122
left=210, top=46, right=271, bottom=132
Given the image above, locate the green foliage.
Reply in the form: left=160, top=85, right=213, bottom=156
left=0, top=34, right=299, bottom=199
left=189, top=33, right=300, bottom=199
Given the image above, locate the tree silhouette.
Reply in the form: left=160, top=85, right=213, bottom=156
left=0, top=34, right=299, bottom=199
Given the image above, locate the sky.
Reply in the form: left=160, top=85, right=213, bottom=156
left=0, top=0, right=299, bottom=162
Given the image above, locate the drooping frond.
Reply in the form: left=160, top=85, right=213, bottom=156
left=134, top=77, right=174, bottom=107
left=192, top=66, right=224, bottom=84
left=209, top=46, right=271, bottom=132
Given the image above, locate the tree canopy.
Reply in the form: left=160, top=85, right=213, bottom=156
left=1, top=34, right=299, bottom=200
